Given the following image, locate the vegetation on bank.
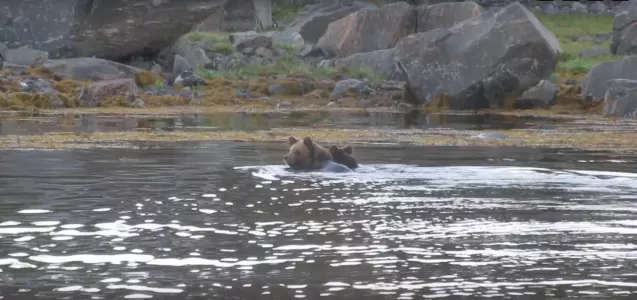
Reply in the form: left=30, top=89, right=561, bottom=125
left=183, top=31, right=384, bottom=83
left=535, top=12, right=623, bottom=81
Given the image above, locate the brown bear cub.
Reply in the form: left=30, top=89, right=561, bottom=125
left=283, top=136, right=352, bottom=172
left=329, top=145, right=358, bottom=169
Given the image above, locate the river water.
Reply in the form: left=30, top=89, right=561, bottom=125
left=1, top=112, right=637, bottom=299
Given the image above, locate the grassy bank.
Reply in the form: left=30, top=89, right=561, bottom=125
left=535, top=12, right=623, bottom=81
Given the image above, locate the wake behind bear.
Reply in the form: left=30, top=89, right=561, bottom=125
left=283, top=136, right=356, bottom=173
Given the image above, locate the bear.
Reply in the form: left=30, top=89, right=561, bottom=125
left=283, top=136, right=352, bottom=173
left=329, top=145, right=358, bottom=169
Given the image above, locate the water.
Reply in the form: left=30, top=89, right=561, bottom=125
left=1, top=141, right=637, bottom=299
left=0, top=110, right=567, bottom=135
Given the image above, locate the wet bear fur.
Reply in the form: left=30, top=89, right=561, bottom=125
left=329, top=145, right=358, bottom=169
left=284, top=136, right=352, bottom=173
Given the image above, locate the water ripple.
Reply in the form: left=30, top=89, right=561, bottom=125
left=1, top=148, right=637, bottom=299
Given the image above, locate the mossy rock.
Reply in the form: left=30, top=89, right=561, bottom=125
left=0, top=92, right=61, bottom=109
left=266, top=78, right=316, bottom=96
left=424, top=92, right=452, bottom=111
left=134, top=71, right=165, bottom=88
left=304, top=89, right=329, bottom=100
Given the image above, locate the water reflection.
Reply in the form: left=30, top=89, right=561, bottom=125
left=0, top=143, right=636, bottom=299
left=0, top=110, right=564, bottom=135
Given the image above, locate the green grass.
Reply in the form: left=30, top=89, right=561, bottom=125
left=185, top=31, right=234, bottom=55
left=535, top=12, right=625, bottom=78
left=184, top=31, right=230, bottom=44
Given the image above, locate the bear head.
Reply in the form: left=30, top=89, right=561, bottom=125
left=283, top=136, right=332, bottom=170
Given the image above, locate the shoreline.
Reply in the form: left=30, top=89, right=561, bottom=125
left=0, top=106, right=609, bottom=121
left=1, top=125, right=636, bottom=153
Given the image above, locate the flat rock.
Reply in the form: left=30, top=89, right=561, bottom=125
left=517, top=79, right=558, bottom=109
left=581, top=55, right=637, bottom=101
left=396, top=2, right=561, bottom=109
left=5, top=46, right=48, bottom=67
left=317, top=2, right=416, bottom=58
left=43, top=57, right=144, bottom=81
left=580, top=46, right=611, bottom=58
left=284, top=1, right=377, bottom=45
left=230, top=32, right=274, bottom=51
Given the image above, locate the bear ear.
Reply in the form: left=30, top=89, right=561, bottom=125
left=302, top=137, right=314, bottom=148
left=288, top=136, right=299, bottom=146
left=329, top=145, right=338, bottom=153
left=343, top=145, right=353, bottom=154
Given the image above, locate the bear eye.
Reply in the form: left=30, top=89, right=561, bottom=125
left=295, top=150, right=300, bottom=155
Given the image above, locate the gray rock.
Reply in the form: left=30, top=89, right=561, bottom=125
left=132, top=98, right=146, bottom=109
left=230, top=32, right=273, bottom=52
left=542, top=3, right=559, bottom=14
left=417, top=2, right=484, bottom=33
left=589, top=2, right=608, bottom=15
left=581, top=55, right=637, bottom=101
left=476, top=132, right=509, bottom=139
left=78, top=78, right=139, bottom=108
left=20, top=77, right=64, bottom=108
left=42, top=57, right=143, bottom=81
left=0, top=0, right=226, bottom=60
left=611, top=0, right=637, bottom=54
left=172, top=55, right=192, bottom=78
left=604, top=79, right=637, bottom=117
left=317, top=2, right=416, bottom=58
left=267, top=84, right=287, bottom=95
left=284, top=1, right=377, bottom=45
left=195, top=0, right=270, bottom=32
left=334, top=49, right=403, bottom=81
left=5, top=46, right=48, bottom=67
left=254, top=47, right=275, bottom=59
left=278, top=100, right=293, bottom=108
left=395, top=2, right=561, bottom=109
left=174, top=70, right=205, bottom=87
left=317, top=59, right=333, bottom=68
left=580, top=46, right=611, bottom=58
left=262, top=31, right=304, bottom=46
left=571, top=2, right=588, bottom=13
left=169, top=36, right=213, bottom=70
left=518, top=79, right=558, bottom=109
left=329, top=79, right=370, bottom=101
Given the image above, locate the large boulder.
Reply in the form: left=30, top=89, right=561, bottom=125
left=416, top=2, right=485, bottom=33
left=317, top=2, right=416, bottom=58
left=284, top=1, right=377, bottom=45
left=0, top=0, right=226, bottom=60
left=581, top=55, right=637, bottom=101
left=0, top=0, right=92, bottom=58
left=396, top=2, right=561, bottom=109
left=611, top=0, right=637, bottom=54
left=196, top=0, right=272, bottom=32
left=603, top=79, right=637, bottom=118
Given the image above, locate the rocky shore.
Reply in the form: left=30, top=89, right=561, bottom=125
left=1, top=0, right=637, bottom=119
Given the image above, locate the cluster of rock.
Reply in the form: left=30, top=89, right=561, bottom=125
left=2, top=0, right=637, bottom=117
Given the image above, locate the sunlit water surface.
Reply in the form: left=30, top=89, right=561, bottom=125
left=1, top=143, right=637, bottom=299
